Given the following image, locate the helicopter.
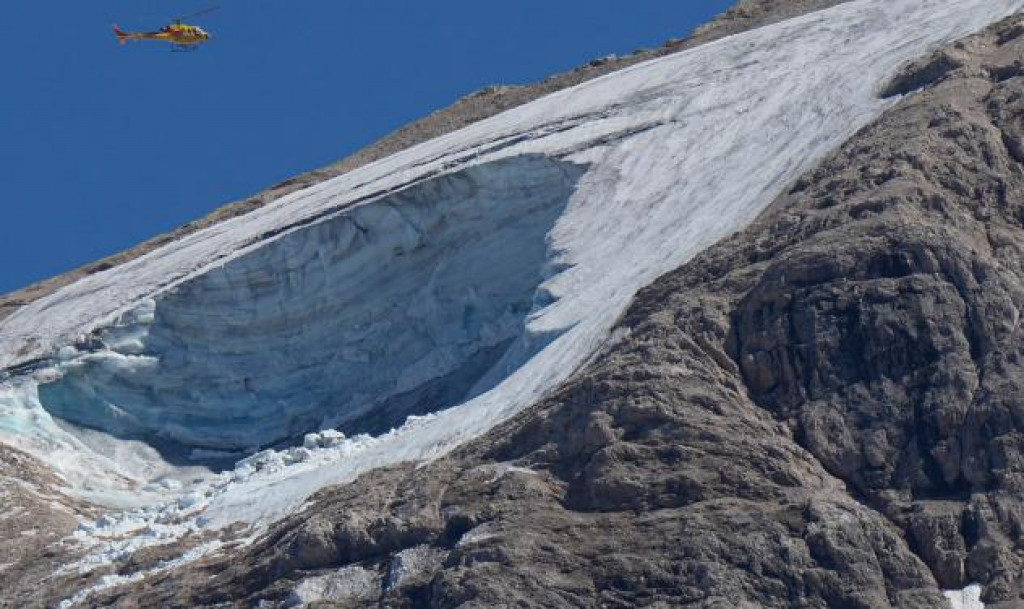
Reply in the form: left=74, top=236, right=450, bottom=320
left=112, top=7, right=217, bottom=52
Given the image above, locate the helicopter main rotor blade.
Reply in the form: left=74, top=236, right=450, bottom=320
left=175, top=5, right=220, bottom=21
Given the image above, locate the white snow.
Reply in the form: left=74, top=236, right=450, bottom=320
left=57, top=540, right=222, bottom=609
left=456, top=521, right=502, bottom=548
left=384, top=545, right=447, bottom=591
left=1, top=0, right=1022, bottom=584
left=284, top=566, right=382, bottom=607
left=945, top=584, right=985, bottom=609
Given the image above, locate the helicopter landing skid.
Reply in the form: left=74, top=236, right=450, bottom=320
left=171, top=44, right=200, bottom=53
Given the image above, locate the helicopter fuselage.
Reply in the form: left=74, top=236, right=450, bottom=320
left=113, top=23, right=210, bottom=47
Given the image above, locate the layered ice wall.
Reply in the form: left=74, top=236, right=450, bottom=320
left=35, top=157, right=583, bottom=452
left=1, top=0, right=1023, bottom=530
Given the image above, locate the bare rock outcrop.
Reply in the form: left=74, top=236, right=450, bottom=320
left=718, top=18, right=1024, bottom=603
left=0, top=445, right=96, bottom=609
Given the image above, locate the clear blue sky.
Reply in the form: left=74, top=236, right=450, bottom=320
left=0, top=1, right=733, bottom=294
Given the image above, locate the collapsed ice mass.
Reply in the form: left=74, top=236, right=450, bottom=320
left=35, top=157, right=585, bottom=453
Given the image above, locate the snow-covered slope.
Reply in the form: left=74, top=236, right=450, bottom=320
left=1, top=0, right=1022, bottom=552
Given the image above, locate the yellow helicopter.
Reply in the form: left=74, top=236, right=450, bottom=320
left=113, top=7, right=216, bottom=52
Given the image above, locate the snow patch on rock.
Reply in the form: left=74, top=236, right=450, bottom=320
left=384, top=545, right=447, bottom=592
left=945, top=585, right=985, bottom=609
left=285, top=565, right=382, bottom=607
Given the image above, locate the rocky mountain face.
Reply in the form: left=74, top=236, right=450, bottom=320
left=6, top=1, right=1024, bottom=608
left=35, top=9, right=1024, bottom=609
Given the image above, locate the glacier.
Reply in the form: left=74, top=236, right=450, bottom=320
left=35, top=156, right=584, bottom=453
left=1, top=4, right=1023, bottom=596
